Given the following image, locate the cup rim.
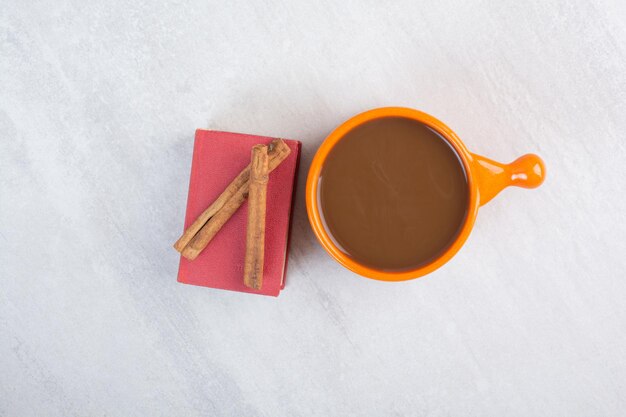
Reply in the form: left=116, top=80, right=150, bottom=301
left=305, top=107, right=480, bottom=281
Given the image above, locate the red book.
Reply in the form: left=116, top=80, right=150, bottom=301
left=177, top=130, right=301, bottom=296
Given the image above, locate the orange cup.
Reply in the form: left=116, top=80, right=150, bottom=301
left=306, top=107, right=546, bottom=281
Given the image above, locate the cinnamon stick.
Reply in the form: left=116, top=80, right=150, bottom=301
left=173, top=139, right=289, bottom=253
left=244, top=145, right=269, bottom=290
left=180, top=140, right=291, bottom=260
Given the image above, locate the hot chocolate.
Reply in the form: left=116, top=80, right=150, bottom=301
left=319, top=117, right=469, bottom=271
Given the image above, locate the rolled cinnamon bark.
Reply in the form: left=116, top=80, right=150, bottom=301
left=180, top=140, right=291, bottom=260
left=174, top=139, right=290, bottom=254
left=243, top=145, right=269, bottom=289
left=173, top=167, right=250, bottom=253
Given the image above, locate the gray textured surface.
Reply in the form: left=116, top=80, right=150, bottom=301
left=1, top=1, right=626, bottom=416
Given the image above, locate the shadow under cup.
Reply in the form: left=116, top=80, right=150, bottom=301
left=317, top=116, right=470, bottom=272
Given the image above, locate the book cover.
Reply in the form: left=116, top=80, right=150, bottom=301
left=177, top=130, right=301, bottom=296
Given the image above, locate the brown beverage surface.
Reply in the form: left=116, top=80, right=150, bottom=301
left=319, top=117, right=469, bottom=271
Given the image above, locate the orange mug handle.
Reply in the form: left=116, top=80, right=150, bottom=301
left=471, top=153, right=546, bottom=206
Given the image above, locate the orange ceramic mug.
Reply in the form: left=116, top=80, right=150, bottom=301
left=306, top=107, right=545, bottom=281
